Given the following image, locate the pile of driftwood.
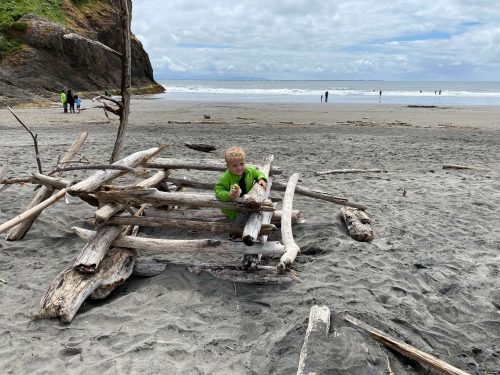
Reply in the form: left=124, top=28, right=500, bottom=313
left=0, top=132, right=370, bottom=323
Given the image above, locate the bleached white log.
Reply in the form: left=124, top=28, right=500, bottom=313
left=72, top=227, right=284, bottom=256
left=34, top=247, right=136, bottom=323
left=6, top=132, right=88, bottom=240
left=145, top=157, right=282, bottom=175
left=94, top=170, right=168, bottom=224
left=0, top=189, right=67, bottom=235
left=63, top=33, right=122, bottom=57
left=67, top=146, right=165, bottom=195
left=95, top=188, right=274, bottom=212
left=277, top=173, right=301, bottom=272
left=297, top=305, right=331, bottom=375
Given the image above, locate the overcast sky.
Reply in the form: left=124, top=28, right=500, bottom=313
left=132, top=0, right=500, bottom=81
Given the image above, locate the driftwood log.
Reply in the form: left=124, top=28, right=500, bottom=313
left=95, top=188, right=275, bottom=212
left=166, top=176, right=366, bottom=210
left=297, top=305, right=331, bottom=375
left=68, top=146, right=165, bottom=196
left=442, top=164, right=477, bottom=170
left=0, top=189, right=67, bottom=235
left=185, top=143, right=216, bottom=153
left=242, top=155, right=273, bottom=245
left=341, top=207, right=373, bottom=242
left=344, top=315, right=470, bottom=375
left=73, top=227, right=285, bottom=256
left=94, top=169, right=168, bottom=224
left=63, top=33, right=121, bottom=57
left=133, top=259, right=299, bottom=284
left=145, top=158, right=282, bottom=175
left=34, top=247, right=136, bottom=323
left=105, top=216, right=276, bottom=236
left=277, top=173, right=301, bottom=272
left=6, top=132, right=88, bottom=240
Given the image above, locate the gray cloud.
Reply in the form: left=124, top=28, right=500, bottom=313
left=132, top=0, right=500, bottom=80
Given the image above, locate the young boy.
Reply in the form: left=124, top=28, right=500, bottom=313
left=74, top=94, right=81, bottom=113
left=215, top=146, right=268, bottom=223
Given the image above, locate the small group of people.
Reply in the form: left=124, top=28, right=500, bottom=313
left=60, top=89, right=81, bottom=113
left=320, top=90, right=329, bottom=102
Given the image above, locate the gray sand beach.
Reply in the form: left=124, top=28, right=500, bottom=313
left=1, top=100, right=499, bottom=374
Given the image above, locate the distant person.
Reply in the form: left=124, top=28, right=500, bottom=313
left=67, top=89, right=75, bottom=113
left=105, top=90, right=110, bottom=97
left=435, top=90, right=437, bottom=95
left=60, top=90, right=67, bottom=113
left=325, top=90, right=329, bottom=103
left=379, top=90, right=382, bottom=103
left=74, top=94, right=81, bottom=113
left=320, top=94, right=323, bottom=102
left=438, top=89, right=442, bottom=95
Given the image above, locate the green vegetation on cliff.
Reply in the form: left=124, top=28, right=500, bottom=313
left=0, top=0, right=96, bottom=59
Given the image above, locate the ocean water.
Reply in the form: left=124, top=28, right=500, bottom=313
left=156, top=80, right=500, bottom=106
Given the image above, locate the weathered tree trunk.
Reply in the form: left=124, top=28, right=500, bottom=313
left=68, top=146, right=165, bottom=195
left=145, top=158, right=282, bottom=175
left=6, top=132, right=88, bottom=240
left=297, top=305, right=331, bottom=375
left=94, top=169, right=168, bottom=224
left=133, top=259, right=299, bottom=284
left=341, top=207, right=373, bottom=242
left=105, top=216, right=276, bottom=235
left=72, top=227, right=285, bottom=256
left=63, top=33, right=121, bottom=57
left=344, top=315, right=470, bottom=375
left=442, top=164, right=477, bottom=170
left=33, top=247, right=136, bottom=323
left=95, top=188, right=274, bottom=212
left=110, top=0, right=132, bottom=163
left=277, top=173, right=301, bottom=272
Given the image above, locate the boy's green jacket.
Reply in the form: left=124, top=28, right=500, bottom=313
left=214, top=165, right=267, bottom=221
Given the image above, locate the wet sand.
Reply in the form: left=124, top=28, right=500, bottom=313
left=0, top=100, right=499, bottom=374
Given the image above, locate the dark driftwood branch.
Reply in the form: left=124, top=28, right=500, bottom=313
left=63, top=33, right=122, bottom=57
left=93, top=95, right=123, bottom=108
left=51, top=164, right=136, bottom=175
left=110, top=0, right=132, bottom=163
left=344, top=315, right=470, bottom=375
left=7, top=107, right=43, bottom=174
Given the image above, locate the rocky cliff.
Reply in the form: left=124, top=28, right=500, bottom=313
left=0, top=0, right=163, bottom=107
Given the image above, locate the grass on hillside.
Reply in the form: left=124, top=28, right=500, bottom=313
left=0, top=0, right=97, bottom=60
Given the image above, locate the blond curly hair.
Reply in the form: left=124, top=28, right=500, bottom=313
left=224, top=146, right=246, bottom=163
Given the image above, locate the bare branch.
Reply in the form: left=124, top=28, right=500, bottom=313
left=7, top=107, right=43, bottom=174
left=92, top=95, right=123, bottom=108
left=50, top=164, right=137, bottom=175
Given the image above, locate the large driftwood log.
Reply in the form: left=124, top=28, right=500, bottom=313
left=67, top=146, right=165, bottom=196
left=105, top=216, right=276, bottom=235
left=63, top=33, right=121, bottom=57
left=73, top=225, right=127, bottom=273
left=341, top=207, right=373, bottom=242
left=344, top=315, right=470, bottom=375
left=297, top=305, right=331, bottom=375
left=0, top=189, right=67, bottom=235
left=166, top=176, right=366, bottom=210
left=33, top=247, right=136, bottom=323
left=145, top=158, right=282, bottom=175
left=442, top=164, right=476, bottom=170
left=242, top=155, right=273, bottom=246
left=95, top=188, right=274, bottom=212
left=315, top=168, right=383, bottom=175
left=73, top=227, right=284, bottom=256
left=277, top=173, right=301, bottom=272
left=144, top=207, right=300, bottom=225
left=94, top=170, right=168, bottom=224
left=6, top=132, right=88, bottom=240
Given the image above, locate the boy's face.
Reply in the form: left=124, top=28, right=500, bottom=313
left=227, top=159, right=246, bottom=175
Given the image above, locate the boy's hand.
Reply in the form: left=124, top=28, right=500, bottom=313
left=258, top=179, right=267, bottom=191
left=229, top=185, right=241, bottom=200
